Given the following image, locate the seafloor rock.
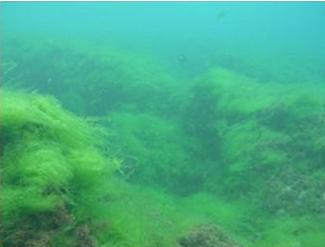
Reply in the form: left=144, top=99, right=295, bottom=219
left=177, top=224, right=242, bottom=247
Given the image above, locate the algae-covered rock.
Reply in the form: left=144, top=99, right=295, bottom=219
left=0, top=89, right=119, bottom=247
left=261, top=166, right=325, bottom=215
left=184, top=67, right=325, bottom=209
left=177, top=224, right=242, bottom=247
left=1, top=38, right=179, bottom=116
left=103, top=112, right=197, bottom=194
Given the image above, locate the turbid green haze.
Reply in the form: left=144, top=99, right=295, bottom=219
left=1, top=2, right=325, bottom=247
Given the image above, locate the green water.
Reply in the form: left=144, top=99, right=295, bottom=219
left=1, top=2, right=325, bottom=247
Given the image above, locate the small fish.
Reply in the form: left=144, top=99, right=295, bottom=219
left=177, top=54, right=187, bottom=65
left=216, top=10, right=226, bottom=22
left=47, top=77, right=53, bottom=85
left=1, top=61, right=17, bottom=76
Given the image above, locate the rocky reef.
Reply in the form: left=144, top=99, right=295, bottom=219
left=177, top=224, right=242, bottom=247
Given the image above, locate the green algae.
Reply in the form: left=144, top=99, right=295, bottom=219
left=103, top=112, right=197, bottom=194
left=1, top=90, right=119, bottom=246
left=1, top=38, right=325, bottom=247
left=1, top=38, right=180, bottom=117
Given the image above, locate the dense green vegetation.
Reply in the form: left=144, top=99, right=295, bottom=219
left=0, top=90, right=120, bottom=246
left=1, top=37, right=325, bottom=247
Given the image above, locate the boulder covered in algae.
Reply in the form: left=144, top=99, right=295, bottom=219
left=177, top=224, right=242, bottom=247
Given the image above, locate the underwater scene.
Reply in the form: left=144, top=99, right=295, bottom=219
left=1, top=2, right=325, bottom=247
